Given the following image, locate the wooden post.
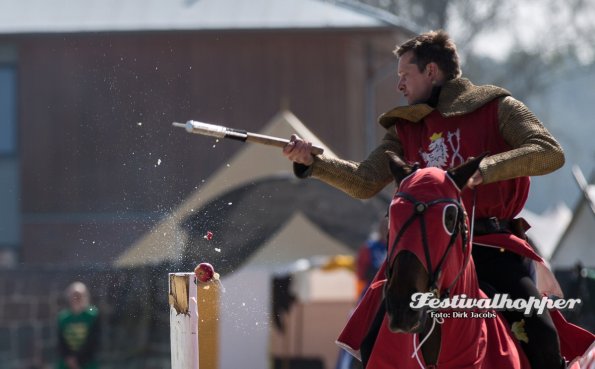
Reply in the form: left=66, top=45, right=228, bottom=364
left=169, top=272, right=220, bottom=369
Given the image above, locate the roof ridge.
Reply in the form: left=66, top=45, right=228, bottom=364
left=328, top=0, right=421, bottom=33
left=0, top=0, right=419, bottom=34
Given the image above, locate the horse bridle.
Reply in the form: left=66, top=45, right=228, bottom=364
left=385, top=190, right=469, bottom=299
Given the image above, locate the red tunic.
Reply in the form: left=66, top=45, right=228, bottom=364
left=395, top=99, right=543, bottom=260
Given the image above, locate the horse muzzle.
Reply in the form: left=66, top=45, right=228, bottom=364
left=386, top=302, right=429, bottom=334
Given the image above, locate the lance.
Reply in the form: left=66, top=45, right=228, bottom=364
left=172, top=120, right=324, bottom=155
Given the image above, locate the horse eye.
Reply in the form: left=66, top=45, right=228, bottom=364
left=443, top=205, right=458, bottom=235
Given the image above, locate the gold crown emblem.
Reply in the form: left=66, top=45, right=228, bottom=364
left=429, top=132, right=443, bottom=141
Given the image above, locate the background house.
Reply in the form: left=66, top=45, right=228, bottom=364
left=0, top=1, right=413, bottom=368
left=0, top=0, right=414, bottom=267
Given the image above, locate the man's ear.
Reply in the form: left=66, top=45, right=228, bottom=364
left=425, top=62, right=438, bottom=78
left=447, top=152, right=489, bottom=190
left=386, top=151, right=417, bottom=184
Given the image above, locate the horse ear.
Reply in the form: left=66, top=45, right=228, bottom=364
left=386, top=151, right=416, bottom=183
left=447, top=152, right=489, bottom=190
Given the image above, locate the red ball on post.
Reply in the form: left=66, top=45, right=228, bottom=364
left=194, top=262, right=215, bottom=283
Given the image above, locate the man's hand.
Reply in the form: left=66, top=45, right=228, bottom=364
left=283, top=134, right=314, bottom=166
left=466, top=170, right=483, bottom=189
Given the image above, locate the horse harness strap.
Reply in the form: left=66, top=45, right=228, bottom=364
left=473, top=217, right=531, bottom=241
left=386, top=191, right=468, bottom=298
left=473, top=217, right=509, bottom=235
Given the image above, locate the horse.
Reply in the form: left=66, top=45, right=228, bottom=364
left=373, top=152, right=530, bottom=369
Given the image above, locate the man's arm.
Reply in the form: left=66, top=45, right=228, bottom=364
left=284, top=130, right=403, bottom=199
left=478, top=96, right=565, bottom=184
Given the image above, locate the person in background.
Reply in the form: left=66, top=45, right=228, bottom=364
left=56, top=282, right=100, bottom=369
left=336, top=216, right=389, bottom=369
left=356, top=217, right=388, bottom=297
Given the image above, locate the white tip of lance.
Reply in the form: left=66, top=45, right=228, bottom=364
left=172, top=120, right=227, bottom=138
left=172, top=121, right=191, bottom=132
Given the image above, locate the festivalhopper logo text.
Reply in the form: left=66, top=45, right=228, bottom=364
left=410, top=292, right=582, bottom=316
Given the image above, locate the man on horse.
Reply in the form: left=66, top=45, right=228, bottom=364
left=283, top=30, right=591, bottom=368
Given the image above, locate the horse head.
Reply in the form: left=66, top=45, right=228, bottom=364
left=383, top=151, right=485, bottom=334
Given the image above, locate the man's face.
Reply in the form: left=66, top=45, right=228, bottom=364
left=397, top=51, right=434, bottom=105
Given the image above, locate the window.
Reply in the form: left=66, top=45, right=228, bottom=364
left=0, top=49, right=19, bottom=264
left=0, top=65, right=16, bottom=155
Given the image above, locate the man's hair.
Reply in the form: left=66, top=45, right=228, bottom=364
left=395, top=30, right=461, bottom=80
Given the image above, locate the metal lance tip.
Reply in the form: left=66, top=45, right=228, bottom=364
left=172, top=121, right=193, bottom=133
left=172, top=120, right=228, bottom=138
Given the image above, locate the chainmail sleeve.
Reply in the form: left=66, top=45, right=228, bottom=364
left=294, top=129, right=402, bottom=199
left=479, top=96, right=565, bottom=184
